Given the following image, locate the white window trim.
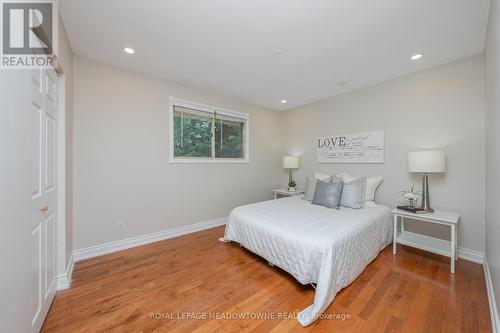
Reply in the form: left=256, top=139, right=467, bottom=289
left=169, top=97, right=250, bottom=164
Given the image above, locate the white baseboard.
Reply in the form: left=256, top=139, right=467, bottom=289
left=458, top=247, right=485, bottom=264
left=484, top=256, right=500, bottom=333
left=56, top=254, right=75, bottom=290
left=74, top=217, right=228, bottom=262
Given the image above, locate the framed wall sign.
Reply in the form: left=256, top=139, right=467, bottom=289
left=317, top=130, right=384, bottom=163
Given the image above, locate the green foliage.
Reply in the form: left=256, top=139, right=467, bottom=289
left=288, top=180, right=296, bottom=188
left=174, top=113, right=212, bottom=157
left=174, top=112, right=244, bottom=159
left=215, top=119, right=244, bottom=158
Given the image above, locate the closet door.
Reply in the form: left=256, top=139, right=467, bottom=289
left=31, top=68, right=57, bottom=332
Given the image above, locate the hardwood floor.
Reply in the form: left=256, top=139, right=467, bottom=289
left=41, top=226, right=491, bottom=332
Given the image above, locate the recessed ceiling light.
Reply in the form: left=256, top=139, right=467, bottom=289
left=281, top=99, right=287, bottom=104
left=124, top=47, right=135, bottom=54
left=410, top=53, right=423, bottom=61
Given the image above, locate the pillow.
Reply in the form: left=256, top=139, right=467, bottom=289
left=312, top=179, right=343, bottom=209
left=337, top=172, right=383, bottom=203
left=364, top=176, right=383, bottom=201
left=304, top=175, right=340, bottom=201
left=340, top=178, right=365, bottom=209
left=363, top=200, right=378, bottom=208
left=314, top=172, right=332, bottom=181
left=337, top=171, right=358, bottom=183
left=304, top=176, right=327, bottom=201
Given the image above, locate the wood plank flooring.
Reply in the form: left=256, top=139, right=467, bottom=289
left=41, top=226, right=491, bottom=332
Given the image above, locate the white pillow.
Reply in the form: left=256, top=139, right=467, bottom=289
left=314, top=172, right=332, bottom=181
left=363, top=200, right=379, bottom=208
left=304, top=176, right=333, bottom=201
left=365, top=176, right=383, bottom=201
left=336, top=172, right=383, bottom=203
left=337, top=172, right=358, bottom=183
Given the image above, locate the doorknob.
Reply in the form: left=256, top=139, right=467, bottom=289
left=41, top=206, right=49, bottom=213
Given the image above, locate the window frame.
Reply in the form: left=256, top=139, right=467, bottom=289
left=169, top=97, right=250, bottom=164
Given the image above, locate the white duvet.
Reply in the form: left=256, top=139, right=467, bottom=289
left=222, top=196, right=393, bottom=326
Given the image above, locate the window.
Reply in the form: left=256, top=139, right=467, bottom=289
left=173, top=106, right=213, bottom=158
left=170, top=98, right=249, bottom=163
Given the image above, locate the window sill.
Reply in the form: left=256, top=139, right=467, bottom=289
left=169, top=158, right=250, bottom=164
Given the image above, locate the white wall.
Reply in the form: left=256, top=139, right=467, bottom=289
left=73, top=56, right=283, bottom=249
left=0, top=71, right=34, bottom=333
left=281, top=56, right=485, bottom=252
left=485, top=0, right=500, bottom=321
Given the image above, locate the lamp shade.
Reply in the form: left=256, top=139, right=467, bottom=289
left=283, top=156, right=299, bottom=169
left=408, top=151, right=445, bottom=173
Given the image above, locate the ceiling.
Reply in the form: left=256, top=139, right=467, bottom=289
left=60, top=0, right=491, bottom=111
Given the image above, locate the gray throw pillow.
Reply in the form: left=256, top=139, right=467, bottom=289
left=340, top=178, right=365, bottom=209
left=312, top=179, right=343, bottom=209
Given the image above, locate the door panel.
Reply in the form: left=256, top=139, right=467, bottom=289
left=31, top=104, right=42, bottom=199
left=32, top=224, right=41, bottom=327
left=44, top=113, right=55, bottom=192
left=44, top=213, right=55, bottom=298
left=45, top=71, right=56, bottom=105
left=43, top=70, right=56, bottom=195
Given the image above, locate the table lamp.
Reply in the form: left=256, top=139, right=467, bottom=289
left=408, top=151, right=445, bottom=213
left=283, top=156, right=299, bottom=184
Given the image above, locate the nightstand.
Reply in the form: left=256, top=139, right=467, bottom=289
left=392, top=208, right=459, bottom=273
left=272, top=188, right=304, bottom=199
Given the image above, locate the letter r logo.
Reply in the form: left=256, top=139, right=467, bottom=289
left=2, top=1, right=53, bottom=55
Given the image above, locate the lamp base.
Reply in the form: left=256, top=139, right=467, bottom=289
left=419, top=173, right=434, bottom=213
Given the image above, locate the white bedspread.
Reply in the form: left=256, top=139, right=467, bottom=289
left=222, top=196, right=392, bottom=326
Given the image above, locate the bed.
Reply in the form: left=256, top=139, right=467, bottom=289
left=221, top=195, right=393, bottom=326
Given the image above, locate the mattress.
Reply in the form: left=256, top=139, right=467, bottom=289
left=222, top=196, right=393, bottom=326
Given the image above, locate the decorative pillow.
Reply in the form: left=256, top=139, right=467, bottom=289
left=337, top=171, right=358, bottom=183
left=364, top=176, right=383, bottom=201
left=304, top=175, right=340, bottom=201
left=337, top=172, right=383, bottom=203
left=331, top=175, right=343, bottom=184
left=363, top=200, right=378, bottom=208
left=340, top=178, right=365, bottom=209
left=304, top=176, right=327, bottom=201
left=312, top=179, right=343, bottom=209
left=314, top=172, right=332, bottom=181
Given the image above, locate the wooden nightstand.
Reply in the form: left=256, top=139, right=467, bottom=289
left=272, top=188, right=305, bottom=199
left=392, top=208, right=459, bottom=273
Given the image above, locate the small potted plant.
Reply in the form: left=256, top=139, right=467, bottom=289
left=399, top=185, right=421, bottom=207
left=288, top=180, right=297, bottom=192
